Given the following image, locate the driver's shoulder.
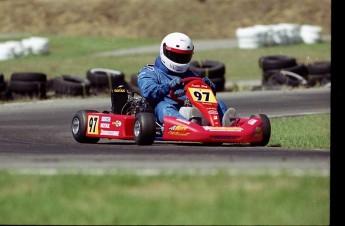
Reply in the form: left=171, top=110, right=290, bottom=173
left=141, top=64, right=155, bottom=72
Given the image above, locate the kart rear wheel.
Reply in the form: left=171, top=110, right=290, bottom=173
left=134, top=112, right=156, bottom=145
left=250, top=114, right=271, bottom=146
left=71, top=110, right=100, bottom=143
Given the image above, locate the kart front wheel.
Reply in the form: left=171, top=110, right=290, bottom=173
left=134, top=112, right=156, bottom=145
left=71, top=110, right=100, bottom=143
left=250, top=114, right=271, bottom=146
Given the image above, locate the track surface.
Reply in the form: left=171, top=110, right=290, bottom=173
left=0, top=87, right=330, bottom=174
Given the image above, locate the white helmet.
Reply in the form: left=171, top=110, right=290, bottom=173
left=160, top=32, right=194, bottom=73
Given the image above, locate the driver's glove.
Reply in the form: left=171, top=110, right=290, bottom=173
left=202, top=77, right=216, bottom=93
left=174, top=89, right=187, bottom=101
left=169, top=77, right=183, bottom=89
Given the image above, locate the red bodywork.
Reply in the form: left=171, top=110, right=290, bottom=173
left=83, top=77, right=265, bottom=144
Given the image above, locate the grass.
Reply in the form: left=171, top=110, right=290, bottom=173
left=0, top=171, right=329, bottom=225
left=269, top=113, right=330, bottom=150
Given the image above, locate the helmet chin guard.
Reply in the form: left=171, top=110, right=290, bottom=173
left=160, top=32, right=194, bottom=73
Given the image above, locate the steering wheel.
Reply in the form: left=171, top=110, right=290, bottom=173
left=169, top=77, right=203, bottom=103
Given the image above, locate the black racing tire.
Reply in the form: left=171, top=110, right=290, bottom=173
left=11, top=72, right=47, bottom=82
left=249, top=114, right=271, bottom=146
left=71, top=110, right=100, bottom=143
left=53, top=75, right=91, bottom=97
left=259, top=55, right=297, bottom=71
left=133, top=112, right=156, bottom=145
left=86, top=68, right=125, bottom=90
left=189, top=60, right=225, bottom=79
left=9, top=80, right=46, bottom=98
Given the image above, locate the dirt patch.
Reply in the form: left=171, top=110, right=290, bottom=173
left=0, top=0, right=331, bottom=39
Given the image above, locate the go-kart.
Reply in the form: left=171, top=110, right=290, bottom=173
left=71, top=77, right=271, bottom=146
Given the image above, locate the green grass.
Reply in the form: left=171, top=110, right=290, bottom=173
left=0, top=171, right=329, bottom=225
left=269, top=113, right=330, bottom=150
left=1, top=35, right=331, bottom=83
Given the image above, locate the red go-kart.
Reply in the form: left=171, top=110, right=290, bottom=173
left=71, top=77, right=271, bottom=146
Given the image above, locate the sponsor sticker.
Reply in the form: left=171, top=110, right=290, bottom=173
left=248, top=119, right=257, bottom=125
left=100, top=123, right=110, bottom=128
left=101, top=116, right=111, bottom=122
left=112, top=120, right=122, bottom=127
left=204, top=126, right=243, bottom=132
left=100, top=130, right=120, bottom=136
left=168, top=131, right=190, bottom=136
left=169, top=125, right=188, bottom=131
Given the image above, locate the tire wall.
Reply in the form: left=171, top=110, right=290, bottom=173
left=258, top=55, right=330, bottom=88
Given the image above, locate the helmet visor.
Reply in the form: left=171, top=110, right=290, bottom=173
left=163, top=43, right=193, bottom=64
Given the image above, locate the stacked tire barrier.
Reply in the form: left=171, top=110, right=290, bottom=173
left=53, top=75, right=91, bottom=97
left=0, top=68, right=131, bottom=101
left=86, top=68, right=127, bottom=94
left=189, top=60, right=226, bottom=92
left=9, top=72, right=47, bottom=99
left=236, top=24, right=322, bottom=49
left=258, top=55, right=330, bottom=89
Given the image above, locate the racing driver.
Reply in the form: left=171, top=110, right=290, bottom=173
left=137, top=32, right=236, bottom=126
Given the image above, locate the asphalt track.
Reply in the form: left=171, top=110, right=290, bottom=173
left=0, top=87, right=330, bottom=175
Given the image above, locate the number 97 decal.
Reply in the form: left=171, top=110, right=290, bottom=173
left=188, top=88, right=217, bottom=103
left=87, top=115, right=99, bottom=135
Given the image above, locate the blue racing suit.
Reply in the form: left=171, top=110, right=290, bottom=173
left=137, top=56, right=228, bottom=124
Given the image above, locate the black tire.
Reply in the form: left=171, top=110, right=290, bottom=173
left=9, top=80, right=46, bottom=98
left=306, top=61, right=331, bottom=75
left=262, top=69, right=280, bottom=83
left=130, top=73, right=139, bottom=87
left=307, top=73, right=331, bottom=87
left=0, top=81, right=12, bottom=101
left=0, top=79, right=6, bottom=92
left=189, top=60, right=225, bottom=79
left=71, top=110, right=100, bottom=143
left=0, top=73, right=4, bottom=83
left=133, top=112, right=156, bottom=145
left=281, top=63, right=309, bottom=80
left=249, top=114, right=271, bottom=146
left=259, top=55, right=297, bottom=71
left=86, top=68, right=125, bottom=90
left=53, top=75, right=91, bottom=97
left=210, top=76, right=225, bottom=92
left=11, top=72, right=47, bottom=82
